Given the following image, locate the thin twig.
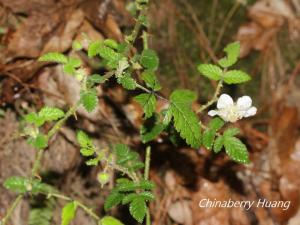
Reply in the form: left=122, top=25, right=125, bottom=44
left=197, top=80, right=223, bottom=113
left=0, top=195, right=23, bottom=225
left=214, top=1, right=240, bottom=51
left=47, top=193, right=101, bottom=221
left=144, top=146, right=151, bottom=225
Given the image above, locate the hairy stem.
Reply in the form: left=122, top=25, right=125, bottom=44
left=144, top=146, right=151, bottom=225
left=144, top=146, right=151, bottom=180
left=197, top=80, right=223, bottom=113
left=31, top=102, right=81, bottom=179
left=47, top=193, right=101, bottom=221
left=0, top=194, right=23, bottom=225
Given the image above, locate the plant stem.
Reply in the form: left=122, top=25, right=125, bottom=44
left=0, top=194, right=23, bottom=225
left=31, top=102, right=81, bottom=179
left=144, top=146, right=151, bottom=225
left=144, top=146, right=151, bottom=180
left=197, top=80, right=223, bottom=113
left=142, top=31, right=149, bottom=50
left=47, top=193, right=101, bottom=221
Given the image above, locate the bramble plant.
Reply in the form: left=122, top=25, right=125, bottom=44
left=1, top=0, right=257, bottom=224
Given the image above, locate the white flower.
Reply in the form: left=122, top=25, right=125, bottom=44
left=208, top=94, right=257, bottom=122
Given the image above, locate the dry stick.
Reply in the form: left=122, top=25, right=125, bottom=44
left=179, top=0, right=218, bottom=63
left=208, top=0, right=218, bottom=40
left=214, top=1, right=240, bottom=51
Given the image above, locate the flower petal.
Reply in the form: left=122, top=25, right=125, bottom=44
left=217, top=94, right=234, bottom=109
left=208, top=110, right=218, bottom=117
left=237, top=96, right=252, bottom=110
left=244, top=107, right=257, bottom=117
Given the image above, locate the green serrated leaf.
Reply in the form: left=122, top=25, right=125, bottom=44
left=61, top=201, right=77, bottom=225
left=202, top=130, right=215, bottom=150
left=218, top=42, right=240, bottom=68
left=224, top=128, right=240, bottom=137
left=76, top=130, right=92, bottom=147
left=169, top=90, right=201, bottom=148
left=104, top=191, right=125, bottom=211
left=32, top=134, right=48, bottom=149
left=214, top=135, right=224, bottom=153
left=24, top=112, right=45, bottom=127
left=72, top=40, right=83, bottom=51
left=68, top=57, right=81, bottom=68
left=138, top=15, right=149, bottom=27
left=224, top=70, right=251, bottom=84
left=197, top=64, right=223, bottom=80
left=117, top=74, right=137, bottom=90
left=88, top=40, right=102, bottom=58
left=140, top=49, right=159, bottom=71
left=80, top=148, right=95, bottom=156
left=141, top=70, right=161, bottom=91
left=138, top=180, right=155, bottom=190
left=29, top=200, right=54, bottom=225
left=3, top=176, right=29, bottom=193
left=141, top=122, right=164, bottom=143
left=39, top=107, right=65, bottom=122
left=134, top=93, right=156, bottom=119
left=101, top=216, right=124, bottom=225
left=85, top=157, right=99, bottom=166
left=30, top=180, right=54, bottom=194
left=98, top=45, right=122, bottom=68
left=63, top=64, right=76, bottom=75
left=224, top=136, right=249, bottom=164
left=122, top=193, right=139, bottom=205
left=129, top=197, right=147, bottom=223
left=88, top=74, right=106, bottom=84
left=103, top=39, right=118, bottom=50
left=80, top=90, right=98, bottom=112
left=208, top=117, right=225, bottom=131
left=39, top=52, right=68, bottom=64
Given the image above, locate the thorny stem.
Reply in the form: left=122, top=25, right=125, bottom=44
left=197, top=80, right=223, bottom=113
